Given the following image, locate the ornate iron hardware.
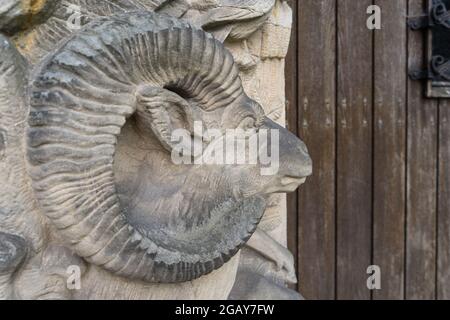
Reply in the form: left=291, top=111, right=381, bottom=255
left=408, top=0, right=450, bottom=29
left=408, top=0, right=450, bottom=97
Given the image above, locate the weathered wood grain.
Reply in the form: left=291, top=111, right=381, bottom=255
left=438, top=99, right=450, bottom=300
left=372, top=0, right=407, bottom=300
left=297, top=0, right=336, bottom=300
left=336, top=0, right=373, bottom=300
left=287, top=0, right=445, bottom=300
left=406, top=0, right=437, bottom=300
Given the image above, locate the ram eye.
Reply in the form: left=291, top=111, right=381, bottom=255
left=238, top=117, right=256, bottom=130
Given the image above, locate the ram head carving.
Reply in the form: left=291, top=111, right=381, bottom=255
left=1, top=10, right=311, bottom=286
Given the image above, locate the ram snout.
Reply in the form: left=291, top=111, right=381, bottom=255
left=228, top=117, right=312, bottom=198
left=259, top=118, right=312, bottom=194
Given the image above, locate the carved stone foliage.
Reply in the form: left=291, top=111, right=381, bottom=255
left=0, top=0, right=310, bottom=299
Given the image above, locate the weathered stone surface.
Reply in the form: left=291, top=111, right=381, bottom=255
left=0, top=0, right=309, bottom=300
left=0, top=0, right=57, bottom=35
left=229, top=270, right=304, bottom=300
left=0, top=232, right=27, bottom=299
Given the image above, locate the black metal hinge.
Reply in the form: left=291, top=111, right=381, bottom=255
left=408, top=69, right=430, bottom=80
left=407, top=15, right=429, bottom=30
left=408, top=0, right=450, bottom=84
left=408, top=0, right=450, bottom=30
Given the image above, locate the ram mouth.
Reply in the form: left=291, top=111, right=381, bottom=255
left=282, top=175, right=307, bottom=186
left=277, top=175, right=308, bottom=192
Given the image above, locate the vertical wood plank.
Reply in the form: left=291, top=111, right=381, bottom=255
left=406, top=0, right=438, bottom=300
left=285, top=0, right=299, bottom=292
left=372, top=0, right=407, bottom=300
left=297, top=0, right=337, bottom=300
left=437, top=100, right=450, bottom=300
left=336, top=0, right=373, bottom=300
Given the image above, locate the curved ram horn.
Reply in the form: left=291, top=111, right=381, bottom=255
left=0, top=34, right=44, bottom=253
left=27, top=11, right=266, bottom=283
left=1, top=34, right=42, bottom=298
left=9, top=0, right=171, bottom=63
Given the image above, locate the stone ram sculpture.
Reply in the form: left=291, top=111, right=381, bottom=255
left=0, top=1, right=311, bottom=299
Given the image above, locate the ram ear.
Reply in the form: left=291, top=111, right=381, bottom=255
left=135, top=86, right=199, bottom=152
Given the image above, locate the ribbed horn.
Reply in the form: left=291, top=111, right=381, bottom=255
left=26, top=11, right=265, bottom=283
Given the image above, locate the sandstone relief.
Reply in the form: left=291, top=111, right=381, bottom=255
left=0, top=0, right=311, bottom=299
